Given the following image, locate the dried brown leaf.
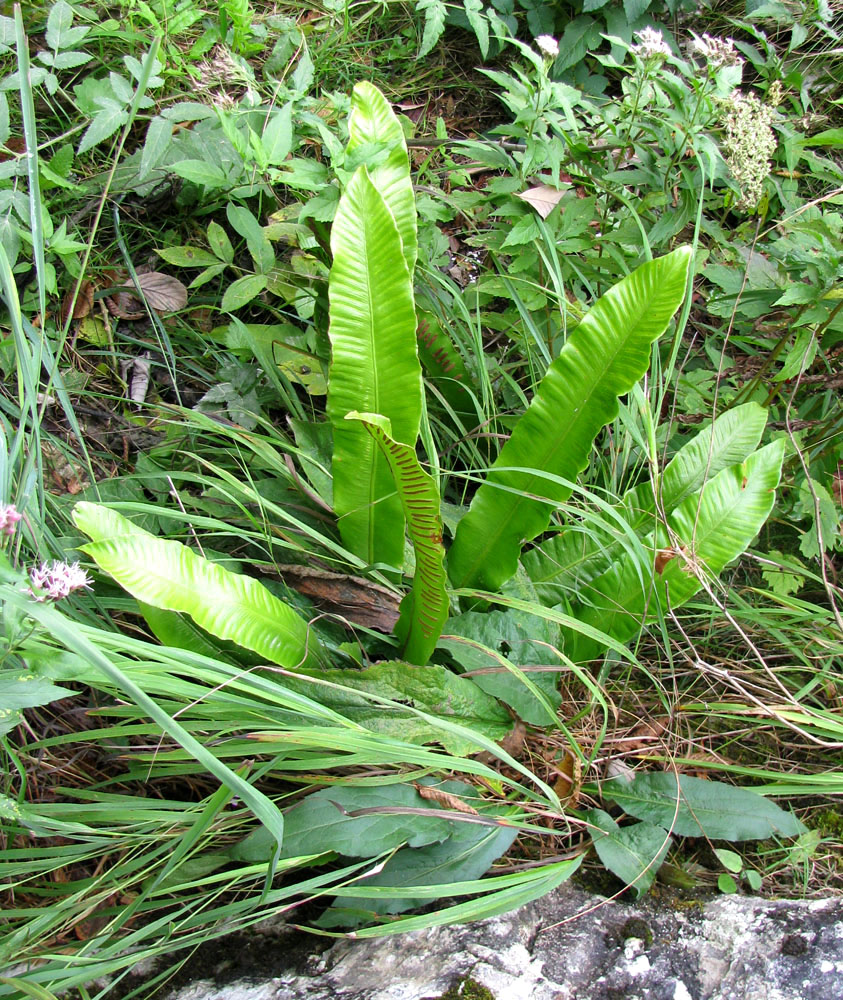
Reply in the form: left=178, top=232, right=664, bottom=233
left=415, top=783, right=479, bottom=815
left=60, top=280, right=94, bottom=324
left=135, top=271, right=188, bottom=312
left=277, top=565, right=401, bottom=632
left=105, top=290, right=145, bottom=320
left=553, top=749, right=582, bottom=808
left=517, top=183, right=567, bottom=219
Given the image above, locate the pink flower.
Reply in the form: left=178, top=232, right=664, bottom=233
left=28, top=560, right=92, bottom=601
left=0, top=504, right=22, bottom=536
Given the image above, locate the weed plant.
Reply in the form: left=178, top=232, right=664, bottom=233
left=1, top=1, right=842, bottom=996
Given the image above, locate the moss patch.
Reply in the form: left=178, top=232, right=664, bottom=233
left=434, top=974, right=496, bottom=1000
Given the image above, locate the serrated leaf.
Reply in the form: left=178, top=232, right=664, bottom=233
left=418, top=0, right=447, bottom=57
left=77, top=100, right=128, bottom=154
left=156, top=246, right=220, bottom=268
left=603, top=772, right=806, bottom=841
left=222, top=273, right=267, bottom=312
left=463, top=0, right=489, bottom=58
left=587, top=808, right=671, bottom=897
left=517, top=184, right=567, bottom=219
left=46, top=0, right=73, bottom=50
left=139, top=115, right=173, bottom=182
left=230, top=784, right=455, bottom=864
left=52, top=50, right=92, bottom=69
left=135, top=271, right=188, bottom=311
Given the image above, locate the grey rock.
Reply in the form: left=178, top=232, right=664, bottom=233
left=162, top=886, right=843, bottom=1000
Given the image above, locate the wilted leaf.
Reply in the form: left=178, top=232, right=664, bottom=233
left=77, top=314, right=109, bottom=346
left=415, top=782, right=479, bottom=815
left=156, top=245, right=220, bottom=268
left=60, top=279, right=93, bottom=323
left=104, top=289, right=144, bottom=320
left=517, top=183, right=568, bottom=219
left=135, top=271, right=188, bottom=312
left=277, top=565, right=400, bottom=631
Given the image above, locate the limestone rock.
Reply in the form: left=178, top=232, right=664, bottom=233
left=161, top=885, right=843, bottom=1000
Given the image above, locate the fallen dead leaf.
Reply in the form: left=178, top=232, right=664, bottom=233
left=553, top=749, right=582, bottom=808
left=415, top=782, right=479, bottom=815
left=276, top=565, right=401, bottom=632
left=517, top=183, right=568, bottom=219
left=135, top=271, right=188, bottom=312
left=654, top=545, right=685, bottom=575
left=60, top=280, right=94, bottom=324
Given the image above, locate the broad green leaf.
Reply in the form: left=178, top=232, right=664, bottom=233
left=156, top=245, right=220, bottom=268
left=0, top=671, right=75, bottom=711
left=222, top=273, right=267, bottom=312
left=170, top=159, right=229, bottom=188
left=347, top=81, right=417, bottom=275
left=440, top=608, right=562, bottom=726
left=566, top=439, right=785, bottom=661
left=346, top=412, right=448, bottom=664
left=603, top=772, right=806, bottom=840
left=207, top=220, right=234, bottom=263
left=447, top=247, right=693, bottom=592
left=226, top=203, right=275, bottom=274
left=587, top=808, right=671, bottom=897
left=276, top=661, right=513, bottom=754
left=523, top=403, right=769, bottom=604
left=321, top=797, right=519, bottom=925
left=138, top=602, right=236, bottom=662
left=72, top=502, right=328, bottom=670
left=0, top=671, right=75, bottom=736
left=230, top=784, right=454, bottom=863
left=262, top=103, right=293, bottom=165
left=327, top=166, right=422, bottom=568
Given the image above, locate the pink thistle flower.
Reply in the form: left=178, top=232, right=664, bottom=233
left=0, top=504, right=22, bottom=536
left=28, top=560, right=92, bottom=602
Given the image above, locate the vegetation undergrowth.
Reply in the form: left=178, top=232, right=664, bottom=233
left=1, top=0, right=841, bottom=996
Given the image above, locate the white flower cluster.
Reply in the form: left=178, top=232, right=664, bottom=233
left=721, top=90, right=778, bottom=211
left=691, top=33, right=743, bottom=69
left=29, top=560, right=92, bottom=602
left=536, top=35, right=559, bottom=60
left=631, top=27, right=671, bottom=61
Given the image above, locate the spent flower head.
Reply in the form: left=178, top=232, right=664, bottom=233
left=0, top=504, right=22, bottom=537
left=28, top=560, right=92, bottom=602
left=720, top=90, right=778, bottom=212
left=691, top=33, right=743, bottom=70
left=631, top=27, right=671, bottom=62
left=536, top=35, right=559, bottom=61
